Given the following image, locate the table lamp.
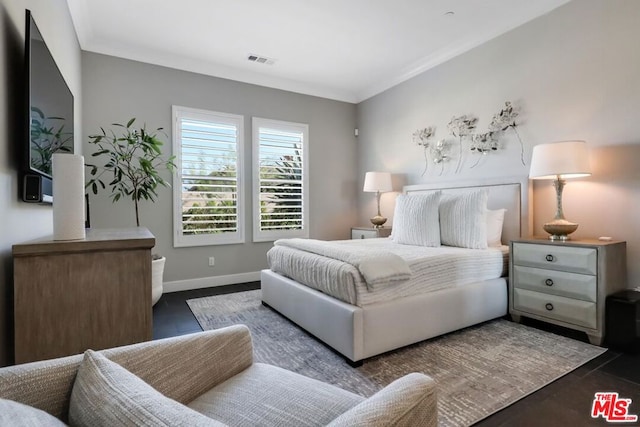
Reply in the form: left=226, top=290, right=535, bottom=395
left=363, top=171, right=392, bottom=228
left=529, top=140, right=591, bottom=241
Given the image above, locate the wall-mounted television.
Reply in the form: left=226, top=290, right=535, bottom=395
left=22, top=9, right=74, bottom=203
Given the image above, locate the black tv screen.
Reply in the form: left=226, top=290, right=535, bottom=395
left=23, top=9, right=74, bottom=201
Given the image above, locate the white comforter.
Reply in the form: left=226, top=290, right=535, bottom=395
left=267, top=238, right=508, bottom=307
left=274, top=238, right=412, bottom=291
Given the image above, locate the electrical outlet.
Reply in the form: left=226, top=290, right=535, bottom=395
left=208, top=256, right=215, bottom=267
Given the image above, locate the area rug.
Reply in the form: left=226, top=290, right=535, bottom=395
left=187, top=290, right=606, bottom=427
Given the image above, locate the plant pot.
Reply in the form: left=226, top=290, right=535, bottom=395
left=151, top=256, right=165, bottom=306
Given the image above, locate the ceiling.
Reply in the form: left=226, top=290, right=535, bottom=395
left=66, top=0, right=569, bottom=103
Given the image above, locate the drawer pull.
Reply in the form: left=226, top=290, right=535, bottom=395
left=360, top=235, right=365, bottom=239
left=545, top=279, right=554, bottom=286
left=545, top=254, right=556, bottom=262
left=545, top=303, right=554, bottom=311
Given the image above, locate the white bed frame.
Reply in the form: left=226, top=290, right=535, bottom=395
left=261, top=177, right=532, bottom=365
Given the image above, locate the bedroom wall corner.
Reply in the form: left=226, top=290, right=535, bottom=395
left=355, top=0, right=640, bottom=287
left=0, top=0, right=82, bottom=367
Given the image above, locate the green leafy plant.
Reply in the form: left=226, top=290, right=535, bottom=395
left=85, top=118, right=176, bottom=226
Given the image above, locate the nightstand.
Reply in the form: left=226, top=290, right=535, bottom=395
left=509, top=238, right=627, bottom=345
left=351, top=226, right=392, bottom=239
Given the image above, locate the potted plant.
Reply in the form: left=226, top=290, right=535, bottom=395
left=85, top=118, right=175, bottom=306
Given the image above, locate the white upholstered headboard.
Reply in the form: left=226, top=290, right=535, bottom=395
left=403, top=176, right=532, bottom=244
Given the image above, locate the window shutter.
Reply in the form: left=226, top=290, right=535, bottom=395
left=253, top=118, right=308, bottom=242
left=173, top=107, right=244, bottom=247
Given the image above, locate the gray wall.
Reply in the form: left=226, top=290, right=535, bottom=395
left=0, top=0, right=81, bottom=366
left=82, top=52, right=358, bottom=283
left=357, top=0, right=640, bottom=286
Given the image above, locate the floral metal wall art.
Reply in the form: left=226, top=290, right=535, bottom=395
left=412, top=101, right=525, bottom=175
left=412, top=126, right=435, bottom=176
left=469, top=132, right=498, bottom=168
left=488, top=101, right=525, bottom=165
left=447, top=115, right=478, bottom=173
left=431, top=139, right=449, bottom=176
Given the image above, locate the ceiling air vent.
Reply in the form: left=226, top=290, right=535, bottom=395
left=247, top=54, right=275, bottom=65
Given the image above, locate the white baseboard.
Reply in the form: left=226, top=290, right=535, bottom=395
left=163, top=271, right=261, bottom=293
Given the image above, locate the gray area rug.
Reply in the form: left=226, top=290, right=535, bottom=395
left=187, top=290, right=606, bottom=427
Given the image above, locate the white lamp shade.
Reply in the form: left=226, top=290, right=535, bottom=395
left=363, top=171, right=392, bottom=192
left=529, top=140, right=592, bottom=180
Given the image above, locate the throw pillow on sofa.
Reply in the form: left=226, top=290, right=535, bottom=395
left=69, top=350, right=225, bottom=427
left=0, top=398, right=66, bottom=427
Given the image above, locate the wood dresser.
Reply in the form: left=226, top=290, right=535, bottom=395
left=12, top=227, right=155, bottom=364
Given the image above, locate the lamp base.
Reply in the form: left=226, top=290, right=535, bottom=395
left=370, top=215, right=387, bottom=228
left=543, top=219, right=579, bottom=241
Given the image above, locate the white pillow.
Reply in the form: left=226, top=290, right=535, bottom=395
left=486, top=208, right=506, bottom=247
left=0, top=399, right=66, bottom=427
left=439, top=190, right=488, bottom=249
left=69, top=350, right=222, bottom=427
left=391, top=191, right=441, bottom=247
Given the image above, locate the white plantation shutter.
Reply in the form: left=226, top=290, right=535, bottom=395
left=173, top=106, right=244, bottom=247
left=253, top=117, right=309, bottom=242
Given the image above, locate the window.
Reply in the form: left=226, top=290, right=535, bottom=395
left=252, top=117, right=309, bottom=242
left=172, top=106, right=244, bottom=247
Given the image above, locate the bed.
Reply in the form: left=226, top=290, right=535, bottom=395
left=261, top=177, right=532, bottom=365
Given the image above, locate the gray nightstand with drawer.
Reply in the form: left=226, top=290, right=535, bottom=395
left=509, top=238, right=627, bottom=345
left=351, top=226, right=392, bottom=239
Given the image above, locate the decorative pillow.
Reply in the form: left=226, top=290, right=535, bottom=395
left=486, top=208, right=506, bottom=247
left=391, top=191, right=441, bottom=247
left=0, top=399, right=66, bottom=427
left=69, top=350, right=223, bottom=427
left=439, top=190, right=489, bottom=249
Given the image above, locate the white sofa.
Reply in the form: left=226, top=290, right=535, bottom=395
left=0, top=325, right=438, bottom=426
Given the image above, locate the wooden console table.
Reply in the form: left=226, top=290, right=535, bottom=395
left=13, top=227, right=155, bottom=364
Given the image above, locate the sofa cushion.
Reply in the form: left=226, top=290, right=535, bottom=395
left=188, top=363, right=364, bottom=426
left=0, top=398, right=66, bottom=426
left=69, top=350, right=225, bottom=427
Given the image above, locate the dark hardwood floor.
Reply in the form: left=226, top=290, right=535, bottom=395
left=152, top=281, right=261, bottom=340
left=153, top=283, right=640, bottom=426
